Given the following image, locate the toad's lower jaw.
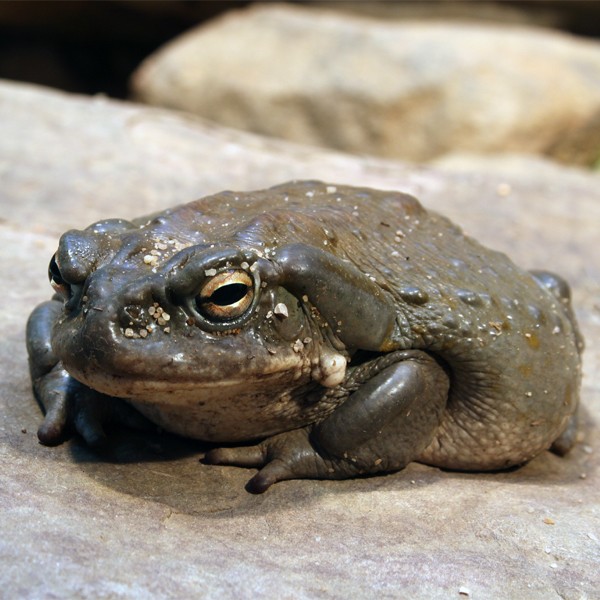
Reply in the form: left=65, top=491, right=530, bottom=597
left=65, top=361, right=306, bottom=405
left=66, top=358, right=333, bottom=442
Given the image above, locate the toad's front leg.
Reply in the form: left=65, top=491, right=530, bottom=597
left=205, top=350, right=449, bottom=493
left=27, top=299, right=152, bottom=447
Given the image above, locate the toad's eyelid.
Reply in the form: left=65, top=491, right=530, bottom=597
left=164, top=246, right=258, bottom=295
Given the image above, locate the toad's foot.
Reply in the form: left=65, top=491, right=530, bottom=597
left=28, top=299, right=154, bottom=448
left=204, top=428, right=370, bottom=494
left=35, top=363, right=154, bottom=448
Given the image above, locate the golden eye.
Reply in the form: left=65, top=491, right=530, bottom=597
left=196, top=270, right=254, bottom=322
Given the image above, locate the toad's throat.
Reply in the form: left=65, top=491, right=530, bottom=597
left=69, top=365, right=326, bottom=442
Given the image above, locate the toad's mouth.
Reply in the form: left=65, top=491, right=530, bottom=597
left=62, top=355, right=309, bottom=406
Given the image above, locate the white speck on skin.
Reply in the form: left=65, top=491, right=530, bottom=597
left=274, top=303, right=289, bottom=318
left=312, top=350, right=347, bottom=387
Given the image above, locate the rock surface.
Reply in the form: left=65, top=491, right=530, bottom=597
left=131, top=3, right=600, bottom=167
left=1, top=80, right=599, bottom=598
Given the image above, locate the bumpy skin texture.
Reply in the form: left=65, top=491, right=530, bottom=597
left=27, top=181, right=584, bottom=493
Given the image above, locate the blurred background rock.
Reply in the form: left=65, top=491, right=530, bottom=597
left=1, top=0, right=599, bottom=167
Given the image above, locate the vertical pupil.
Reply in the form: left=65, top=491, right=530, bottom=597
left=210, top=283, right=249, bottom=306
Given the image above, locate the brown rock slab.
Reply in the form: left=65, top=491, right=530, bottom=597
left=131, top=3, right=600, bottom=166
left=1, top=80, right=599, bottom=598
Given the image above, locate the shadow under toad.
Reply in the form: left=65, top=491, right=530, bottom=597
left=66, top=401, right=597, bottom=518
left=70, top=425, right=403, bottom=516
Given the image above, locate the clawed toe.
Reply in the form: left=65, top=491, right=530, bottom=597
left=246, top=460, right=293, bottom=494
left=36, top=386, right=70, bottom=446
left=203, top=441, right=302, bottom=493
left=37, top=416, right=69, bottom=446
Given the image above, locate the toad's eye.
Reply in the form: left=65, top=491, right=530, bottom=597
left=196, top=270, right=254, bottom=322
left=48, top=254, right=71, bottom=300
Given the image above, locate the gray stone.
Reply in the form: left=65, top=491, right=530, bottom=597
left=131, top=4, right=600, bottom=167
left=1, top=80, right=599, bottom=598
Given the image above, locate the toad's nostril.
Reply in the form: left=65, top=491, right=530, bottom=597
left=123, top=305, right=142, bottom=322
left=120, top=304, right=149, bottom=329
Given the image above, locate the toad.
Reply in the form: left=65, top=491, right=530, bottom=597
left=27, top=181, right=584, bottom=492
